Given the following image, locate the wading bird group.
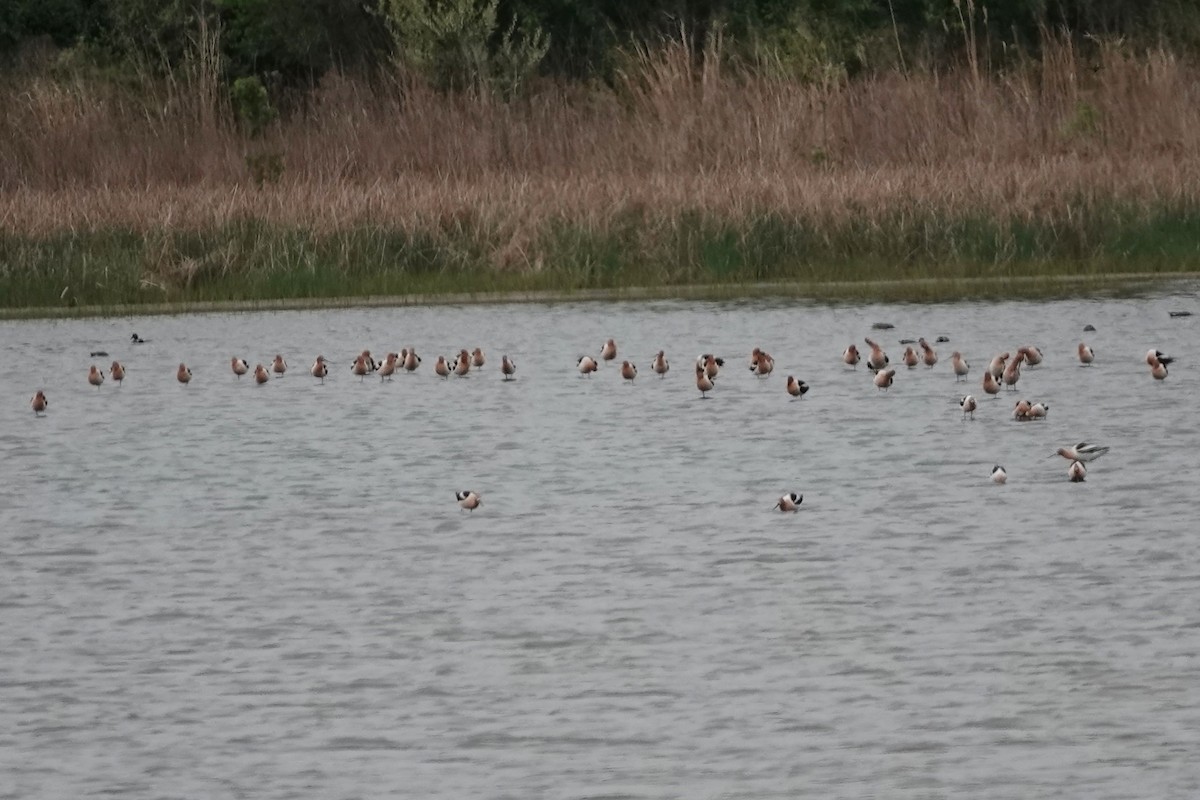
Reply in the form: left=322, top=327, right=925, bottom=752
left=28, top=322, right=1177, bottom=510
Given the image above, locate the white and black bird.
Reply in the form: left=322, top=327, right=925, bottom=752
left=456, top=490, right=481, bottom=511
left=991, top=465, right=1007, bottom=484
left=774, top=492, right=803, bottom=512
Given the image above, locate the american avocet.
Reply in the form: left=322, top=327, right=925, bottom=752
left=578, top=355, right=598, bottom=376
left=1028, top=402, right=1049, bottom=419
left=919, top=337, right=937, bottom=368
left=988, top=352, right=1009, bottom=380
left=130, top=333, right=147, bottom=344
left=774, top=492, right=803, bottom=512
left=601, top=339, right=617, bottom=363
left=1146, top=349, right=1174, bottom=367
left=842, top=344, right=861, bottom=369
left=472, top=348, right=486, bottom=369
left=177, top=363, right=192, bottom=384
left=110, top=361, right=125, bottom=385
left=864, top=338, right=889, bottom=371
left=873, top=368, right=896, bottom=391
left=435, top=356, right=451, bottom=378
left=1002, top=350, right=1025, bottom=390
left=750, top=349, right=774, bottom=377
left=1012, top=399, right=1031, bottom=420
left=403, top=349, right=421, bottom=372
left=786, top=375, right=809, bottom=398
left=698, top=354, right=723, bottom=379
left=501, top=355, right=516, bottom=380
left=982, top=370, right=1001, bottom=397
left=991, top=465, right=1007, bottom=484
left=652, top=351, right=669, bottom=377
left=902, top=346, right=919, bottom=368
left=959, top=394, right=977, bottom=419
left=378, top=352, right=398, bottom=381
left=1150, top=358, right=1168, bottom=380
left=311, top=356, right=329, bottom=382
left=1022, top=345, right=1044, bottom=366
left=696, top=365, right=715, bottom=398
left=272, top=355, right=287, bottom=376
left=456, top=490, right=481, bottom=511
left=88, top=365, right=104, bottom=388
left=357, top=350, right=377, bottom=372
left=231, top=357, right=249, bottom=379
left=1053, top=442, right=1109, bottom=462
left=621, top=360, right=638, bottom=382
left=1078, top=342, right=1094, bottom=366
left=352, top=354, right=371, bottom=381
left=254, top=364, right=270, bottom=384
left=1068, top=460, right=1087, bottom=482
left=30, top=390, right=48, bottom=416
left=951, top=351, right=969, bottom=382
left=454, top=349, right=471, bottom=377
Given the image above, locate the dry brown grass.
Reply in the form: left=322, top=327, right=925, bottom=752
left=1, top=38, right=1199, bottom=261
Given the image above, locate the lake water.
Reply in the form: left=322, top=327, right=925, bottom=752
left=2, top=292, right=1199, bottom=799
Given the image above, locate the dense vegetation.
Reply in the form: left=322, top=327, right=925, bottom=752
left=2, top=1, right=1200, bottom=311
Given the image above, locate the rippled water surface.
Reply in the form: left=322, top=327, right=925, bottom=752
left=3, top=292, right=1200, bottom=799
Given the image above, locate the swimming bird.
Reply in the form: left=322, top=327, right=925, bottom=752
left=30, top=390, right=48, bottom=416
left=435, top=356, right=451, bottom=378
left=1146, top=349, right=1174, bottom=367
left=951, top=351, right=970, bottom=381
left=919, top=337, right=938, bottom=368
left=352, top=354, right=371, bottom=381
left=311, top=356, right=329, bottom=382
left=501, top=355, right=516, bottom=380
left=578, top=355, right=598, bottom=376
left=1078, top=342, right=1094, bottom=366
left=864, top=338, right=889, bottom=372
left=842, top=344, right=861, bottom=369
left=90, top=351, right=108, bottom=358
left=774, top=492, right=803, bottom=512
left=403, top=349, right=421, bottom=372
left=1083, top=324, right=1096, bottom=332
left=1068, top=460, right=1087, bottom=482
left=936, top=335, right=950, bottom=344
left=982, top=371, right=1001, bottom=397
left=1150, top=358, right=1168, bottom=380
left=991, top=465, right=1007, bottom=484
left=652, top=351, right=669, bottom=377
left=621, top=360, right=638, bottom=382
left=231, top=357, right=249, bottom=379
left=988, top=352, right=1009, bottom=380
left=110, top=361, right=125, bottom=385
left=601, top=339, right=617, bottom=363
left=1054, top=442, right=1109, bottom=462
left=271, top=355, right=287, bottom=377
left=454, top=349, right=471, bottom=377
left=130, top=333, right=147, bottom=344
left=902, top=346, right=919, bottom=368
left=378, top=352, right=398, bottom=381
left=960, top=394, right=977, bottom=419
left=696, top=365, right=715, bottom=398
left=177, top=363, right=192, bottom=385
left=1028, top=402, right=1049, bottom=419
left=456, top=490, right=481, bottom=511
left=88, top=365, right=104, bottom=388
left=873, top=368, right=896, bottom=391
left=786, top=375, right=809, bottom=398
left=472, top=348, right=486, bottom=369
left=254, top=364, right=270, bottom=384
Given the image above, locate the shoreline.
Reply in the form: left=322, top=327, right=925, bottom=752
left=3, top=271, right=1196, bottom=321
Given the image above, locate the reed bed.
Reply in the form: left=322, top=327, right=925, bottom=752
left=2, top=40, right=1199, bottom=309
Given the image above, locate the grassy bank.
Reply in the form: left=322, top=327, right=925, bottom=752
left=3, top=41, right=1200, bottom=313
left=4, top=198, right=1200, bottom=313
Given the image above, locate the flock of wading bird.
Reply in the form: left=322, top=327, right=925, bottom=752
left=25, top=330, right=1175, bottom=511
